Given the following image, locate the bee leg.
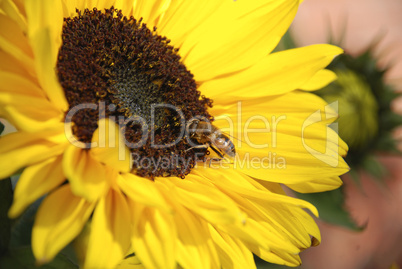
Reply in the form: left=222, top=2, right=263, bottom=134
left=185, top=145, right=208, bottom=152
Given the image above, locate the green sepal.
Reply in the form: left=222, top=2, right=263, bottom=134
left=9, top=198, right=43, bottom=248
left=376, top=132, right=400, bottom=154
left=272, top=31, right=296, bottom=52
left=0, top=178, right=13, bottom=255
left=361, top=155, right=387, bottom=180
left=0, top=247, right=78, bottom=269
left=381, top=111, right=402, bottom=131
left=380, top=85, right=399, bottom=107
left=295, top=188, right=362, bottom=231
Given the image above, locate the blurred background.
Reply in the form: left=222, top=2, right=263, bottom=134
left=275, top=0, right=402, bottom=268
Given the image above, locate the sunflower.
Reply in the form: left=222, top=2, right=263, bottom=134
left=0, top=0, right=348, bottom=268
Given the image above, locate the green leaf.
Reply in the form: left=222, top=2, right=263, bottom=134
left=381, top=111, right=402, bottom=130
left=0, top=247, right=78, bottom=269
left=0, top=178, right=13, bottom=255
left=0, top=121, right=4, bottom=135
left=296, top=188, right=362, bottom=231
left=272, top=31, right=297, bottom=52
left=279, top=31, right=297, bottom=50
left=9, top=198, right=43, bottom=248
left=375, top=132, right=399, bottom=153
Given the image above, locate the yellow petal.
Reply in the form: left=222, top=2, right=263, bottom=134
left=232, top=131, right=349, bottom=184
left=0, top=93, right=64, bottom=132
left=157, top=175, right=244, bottom=225
left=0, top=14, right=35, bottom=75
left=0, top=71, right=45, bottom=97
left=233, top=189, right=312, bottom=252
left=132, top=0, right=171, bottom=28
left=250, top=245, right=301, bottom=267
left=61, top=0, right=88, bottom=17
left=0, top=127, right=67, bottom=179
left=199, top=44, right=343, bottom=100
left=32, top=184, right=94, bottom=264
left=132, top=205, right=177, bottom=269
left=90, top=118, right=131, bottom=173
left=63, top=144, right=110, bottom=201
left=287, top=176, right=343, bottom=193
left=25, top=0, right=68, bottom=111
left=243, top=198, right=316, bottom=249
left=0, top=13, right=31, bottom=56
left=8, top=155, right=65, bottom=218
left=117, top=173, right=170, bottom=211
left=62, top=0, right=116, bottom=17
left=168, top=200, right=214, bottom=269
left=292, top=207, right=321, bottom=245
left=188, top=169, right=311, bottom=251
left=0, top=0, right=27, bottom=32
left=178, top=0, right=300, bottom=82
left=209, top=226, right=256, bottom=269
left=157, top=0, right=225, bottom=47
left=300, top=69, right=338, bottom=91
left=195, top=167, right=318, bottom=217
left=113, top=0, right=134, bottom=16
left=208, top=91, right=349, bottom=187
left=0, top=49, right=32, bottom=78
left=225, top=194, right=302, bottom=252
left=84, top=189, right=131, bottom=269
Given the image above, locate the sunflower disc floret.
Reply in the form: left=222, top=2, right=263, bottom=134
left=58, top=7, right=213, bottom=178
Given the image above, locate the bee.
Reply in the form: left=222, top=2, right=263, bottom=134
left=186, top=119, right=236, bottom=158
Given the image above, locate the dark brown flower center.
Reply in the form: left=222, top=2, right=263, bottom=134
left=57, top=7, right=213, bottom=178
